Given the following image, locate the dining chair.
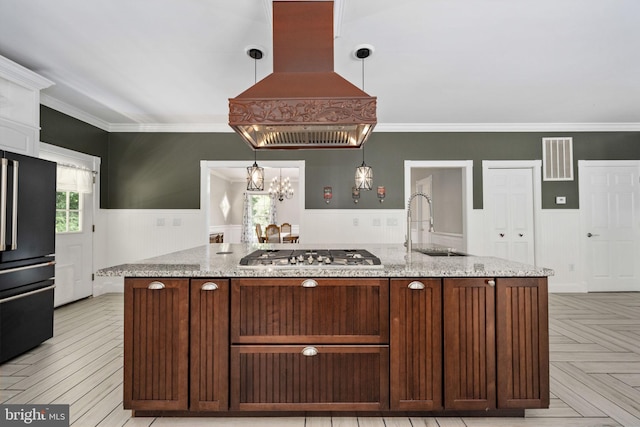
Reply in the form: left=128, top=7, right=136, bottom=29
left=280, top=223, right=293, bottom=243
left=265, top=224, right=281, bottom=243
left=255, top=224, right=265, bottom=243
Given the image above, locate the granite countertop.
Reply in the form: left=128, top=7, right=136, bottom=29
left=96, top=243, right=554, bottom=278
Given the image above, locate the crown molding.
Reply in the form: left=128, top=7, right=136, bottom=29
left=108, top=122, right=233, bottom=133
left=0, top=56, right=54, bottom=90
left=374, top=122, right=640, bottom=133
left=40, top=99, right=640, bottom=134
left=40, top=94, right=111, bottom=131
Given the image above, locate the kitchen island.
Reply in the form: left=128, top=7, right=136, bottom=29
left=98, top=243, right=553, bottom=417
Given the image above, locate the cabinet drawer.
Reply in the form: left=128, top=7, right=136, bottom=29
left=230, top=345, right=389, bottom=411
left=231, top=278, right=389, bottom=344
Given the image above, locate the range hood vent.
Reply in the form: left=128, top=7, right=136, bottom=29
left=229, top=0, right=377, bottom=150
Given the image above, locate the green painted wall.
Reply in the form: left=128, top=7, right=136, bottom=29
left=41, top=107, right=640, bottom=210
left=40, top=106, right=110, bottom=207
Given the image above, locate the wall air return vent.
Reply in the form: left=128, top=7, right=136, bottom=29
left=542, top=137, right=574, bottom=181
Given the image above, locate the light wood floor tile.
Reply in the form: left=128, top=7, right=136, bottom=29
left=408, top=417, right=440, bottom=427
left=383, top=416, right=415, bottom=427
left=612, top=373, right=640, bottom=386
left=1, top=292, right=640, bottom=427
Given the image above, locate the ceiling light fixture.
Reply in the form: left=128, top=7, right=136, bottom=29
left=354, top=46, right=373, bottom=191
left=245, top=48, right=265, bottom=191
left=269, top=168, right=294, bottom=201
left=246, top=150, right=264, bottom=191
left=355, top=146, right=373, bottom=191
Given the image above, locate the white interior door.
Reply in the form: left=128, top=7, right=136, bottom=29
left=484, top=168, right=535, bottom=265
left=580, top=164, right=640, bottom=292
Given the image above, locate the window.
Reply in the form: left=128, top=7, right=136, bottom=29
left=250, top=193, right=273, bottom=234
left=56, top=191, right=82, bottom=233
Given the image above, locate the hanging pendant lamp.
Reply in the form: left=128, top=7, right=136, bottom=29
left=245, top=50, right=265, bottom=191
left=354, top=46, right=373, bottom=191
left=355, top=146, right=373, bottom=191
left=247, top=150, right=264, bottom=191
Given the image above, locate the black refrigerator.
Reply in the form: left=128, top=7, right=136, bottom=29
left=0, top=150, right=56, bottom=364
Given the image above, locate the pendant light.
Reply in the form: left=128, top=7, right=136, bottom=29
left=355, top=146, right=373, bottom=191
left=245, top=48, right=265, bottom=191
left=354, top=46, right=374, bottom=191
left=247, top=149, right=264, bottom=191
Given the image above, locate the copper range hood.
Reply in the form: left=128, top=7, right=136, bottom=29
left=229, top=0, right=376, bottom=150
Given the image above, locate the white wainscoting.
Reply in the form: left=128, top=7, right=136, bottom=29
left=93, top=209, right=207, bottom=295
left=537, top=209, right=585, bottom=293
left=94, top=207, right=585, bottom=296
left=301, top=209, right=406, bottom=244
left=430, top=232, right=465, bottom=251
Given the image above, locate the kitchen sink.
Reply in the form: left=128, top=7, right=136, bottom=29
left=414, top=249, right=468, bottom=257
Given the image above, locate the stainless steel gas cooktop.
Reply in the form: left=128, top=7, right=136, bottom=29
left=239, top=249, right=383, bottom=268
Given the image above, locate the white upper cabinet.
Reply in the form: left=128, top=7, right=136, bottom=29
left=0, top=55, right=54, bottom=156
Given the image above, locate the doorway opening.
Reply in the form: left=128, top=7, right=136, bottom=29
left=404, top=160, right=473, bottom=252
left=200, top=160, right=305, bottom=244
left=39, top=143, right=100, bottom=307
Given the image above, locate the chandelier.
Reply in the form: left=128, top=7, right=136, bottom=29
left=269, top=169, right=294, bottom=201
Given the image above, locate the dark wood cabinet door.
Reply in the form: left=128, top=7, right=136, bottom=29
left=443, top=278, right=496, bottom=411
left=124, top=278, right=189, bottom=411
left=230, top=345, right=389, bottom=411
left=496, top=277, right=550, bottom=409
left=390, top=279, right=442, bottom=410
left=231, top=278, right=389, bottom=344
left=190, top=279, right=229, bottom=411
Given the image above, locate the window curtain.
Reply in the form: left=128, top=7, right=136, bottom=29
left=57, top=165, right=93, bottom=194
left=269, top=195, right=277, bottom=225
left=241, top=192, right=251, bottom=243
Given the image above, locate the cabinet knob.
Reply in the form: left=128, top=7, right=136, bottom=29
left=301, top=346, right=319, bottom=357
left=408, top=281, right=425, bottom=290
left=147, top=281, right=165, bottom=290
left=486, top=280, right=496, bottom=287
left=301, top=279, right=318, bottom=288
left=201, top=282, right=219, bottom=291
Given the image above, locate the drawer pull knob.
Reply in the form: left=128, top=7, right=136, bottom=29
left=301, top=279, right=318, bottom=288
left=147, top=281, right=165, bottom=290
left=201, top=282, right=219, bottom=291
left=408, top=281, right=425, bottom=290
left=487, top=280, right=496, bottom=287
left=302, top=346, right=318, bottom=357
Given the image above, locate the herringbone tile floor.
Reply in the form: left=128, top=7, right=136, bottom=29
left=1, top=292, right=639, bottom=426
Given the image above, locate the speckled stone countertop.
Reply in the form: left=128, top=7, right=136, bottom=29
left=96, top=243, right=553, bottom=278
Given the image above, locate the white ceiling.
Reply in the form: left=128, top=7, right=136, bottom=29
left=1, top=0, right=639, bottom=132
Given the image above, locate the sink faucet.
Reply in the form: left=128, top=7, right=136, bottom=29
left=406, top=192, right=434, bottom=253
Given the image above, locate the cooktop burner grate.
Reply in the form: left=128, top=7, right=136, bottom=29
left=239, top=249, right=382, bottom=268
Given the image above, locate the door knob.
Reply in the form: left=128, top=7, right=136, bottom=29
left=587, top=232, right=599, bottom=237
